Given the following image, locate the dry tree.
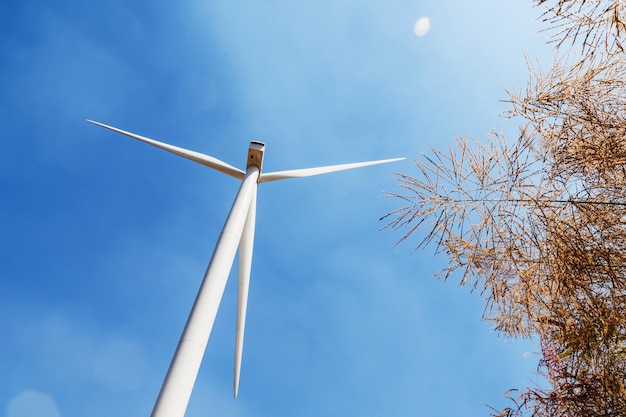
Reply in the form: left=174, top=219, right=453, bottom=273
left=383, top=1, right=626, bottom=415
left=536, top=0, right=626, bottom=59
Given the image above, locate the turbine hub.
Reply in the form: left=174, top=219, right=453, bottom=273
left=247, top=141, right=265, bottom=172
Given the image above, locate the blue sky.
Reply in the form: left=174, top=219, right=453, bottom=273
left=1, top=1, right=551, bottom=416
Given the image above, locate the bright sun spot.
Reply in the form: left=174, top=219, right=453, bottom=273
left=414, top=17, right=431, bottom=36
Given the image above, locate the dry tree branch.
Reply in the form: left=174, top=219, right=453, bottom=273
left=385, top=2, right=626, bottom=415
left=535, top=0, right=626, bottom=60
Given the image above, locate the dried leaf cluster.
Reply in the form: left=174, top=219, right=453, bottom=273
left=537, top=0, right=626, bottom=59
left=383, top=1, right=626, bottom=416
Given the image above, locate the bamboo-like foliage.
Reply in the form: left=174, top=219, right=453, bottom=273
left=383, top=1, right=626, bottom=415
left=537, top=0, right=626, bottom=59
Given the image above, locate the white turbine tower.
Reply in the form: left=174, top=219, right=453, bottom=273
left=87, top=120, right=404, bottom=417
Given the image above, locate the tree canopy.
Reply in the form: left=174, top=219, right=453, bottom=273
left=384, top=1, right=626, bottom=415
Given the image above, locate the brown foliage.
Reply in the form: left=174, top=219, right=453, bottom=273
left=383, top=1, right=626, bottom=415
left=536, top=0, right=626, bottom=58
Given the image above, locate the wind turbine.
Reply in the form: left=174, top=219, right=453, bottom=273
left=87, top=120, right=404, bottom=417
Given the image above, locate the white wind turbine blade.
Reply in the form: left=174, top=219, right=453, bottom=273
left=87, top=120, right=246, bottom=179
left=151, top=166, right=259, bottom=417
left=234, top=182, right=257, bottom=398
left=258, top=157, right=405, bottom=183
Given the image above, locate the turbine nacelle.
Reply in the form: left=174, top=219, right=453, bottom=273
left=246, top=141, right=265, bottom=172
left=87, top=120, right=404, bottom=417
